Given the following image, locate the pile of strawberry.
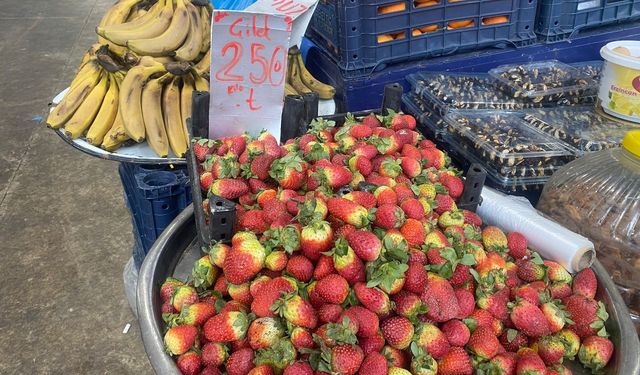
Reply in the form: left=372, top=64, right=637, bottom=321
left=161, top=112, right=615, bottom=375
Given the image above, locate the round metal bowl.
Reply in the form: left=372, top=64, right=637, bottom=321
left=137, top=204, right=640, bottom=375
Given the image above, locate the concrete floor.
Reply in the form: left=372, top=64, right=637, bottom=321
left=0, top=1, right=152, bottom=374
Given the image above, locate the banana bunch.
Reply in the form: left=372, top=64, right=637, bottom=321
left=285, top=47, right=335, bottom=100
left=96, top=0, right=212, bottom=72
left=118, top=58, right=208, bottom=157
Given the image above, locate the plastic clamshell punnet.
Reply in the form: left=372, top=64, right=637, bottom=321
left=137, top=204, right=639, bottom=375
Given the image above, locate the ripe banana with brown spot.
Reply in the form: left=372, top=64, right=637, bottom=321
left=141, top=74, right=171, bottom=157
left=200, top=6, right=211, bottom=54
left=174, top=2, right=203, bottom=62
left=287, top=53, right=312, bottom=95
left=180, top=74, right=195, bottom=141
left=86, top=74, right=120, bottom=145
left=70, top=60, right=101, bottom=92
left=102, top=105, right=129, bottom=150
left=64, top=73, right=110, bottom=139
left=97, top=0, right=172, bottom=46
left=284, top=83, right=297, bottom=97
left=163, top=77, right=188, bottom=157
left=295, top=52, right=335, bottom=99
left=193, top=48, right=210, bottom=77
left=47, top=67, right=103, bottom=129
left=127, top=0, right=190, bottom=57
left=97, top=0, right=142, bottom=44
left=119, top=61, right=166, bottom=142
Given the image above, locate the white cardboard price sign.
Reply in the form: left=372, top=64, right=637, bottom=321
left=209, top=0, right=318, bottom=141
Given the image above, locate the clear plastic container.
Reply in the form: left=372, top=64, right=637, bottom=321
left=537, top=130, right=640, bottom=322
left=443, top=110, right=577, bottom=170
left=401, top=93, right=447, bottom=141
left=522, top=106, right=640, bottom=153
left=569, top=60, right=604, bottom=82
left=489, top=60, right=598, bottom=104
left=406, top=72, right=542, bottom=116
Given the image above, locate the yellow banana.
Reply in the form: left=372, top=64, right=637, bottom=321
left=101, top=125, right=129, bottom=151
left=97, top=0, right=172, bottom=46
left=192, top=72, right=209, bottom=92
left=295, top=52, right=335, bottom=99
left=119, top=62, right=166, bottom=142
left=141, top=75, right=170, bottom=157
left=97, top=0, right=142, bottom=44
left=127, top=7, right=148, bottom=22
left=127, top=0, right=190, bottom=57
left=174, top=2, right=203, bottom=62
left=104, top=106, right=129, bottom=143
left=180, top=74, right=195, bottom=141
left=47, top=68, right=102, bottom=128
left=163, top=77, right=188, bottom=157
left=200, top=6, right=211, bottom=54
left=193, top=48, right=210, bottom=77
left=284, top=83, right=297, bottom=96
left=86, top=74, right=120, bottom=145
left=287, top=53, right=312, bottom=95
left=70, top=60, right=101, bottom=92
left=79, top=44, right=102, bottom=68
left=64, top=73, right=110, bottom=139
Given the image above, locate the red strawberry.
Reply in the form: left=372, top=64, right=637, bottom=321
left=210, top=179, right=249, bottom=200
left=477, top=288, right=510, bottom=321
left=318, top=304, right=343, bottom=323
left=327, top=197, right=373, bottom=228
left=374, top=204, right=406, bottom=229
left=400, top=198, right=425, bottom=220
left=403, top=261, right=428, bottom=295
left=392, top=291, right=425, bottom=322
left=437, top=347, right=473, bottom=375
left=284, top=362, right=313, bottom=375
left=161, top=278, right=184, bottom=302
left=414, top=322, right=450, bottom=359
left=360, top=332, right=385, bottom=356
left=248, top=365, right=274, bottom=375
left=393, top=183, right=415, bottom=203
left=481, top=226, right=508, bottom=253
left=573, top=268, right=597, bottom=299
left=516, top=348, right=546, bottom=375
left=354, top=282, right=392, bottom=316
left=401, top=144, right=422, bottom=160
left=223, top=232, right=266, bottom=284
left=164, top=325, right=198, bottom=355
left=467, top=309, right=504, bottom=337
left=461, top=210, right=482, bottom=226
left=248, top=317, right=285, bottom=350
left=331, top=345, right=364, bottom=375
left=403, top=115, right=416, bottom=130
left=343, top=191, right=377, bottom=209
left=424, top=230, right=450, bottom=249
left=467, top=326, right=504, bottom=360
left=224, top=135, right=248, bottom=156
left=401, top=219, right=426, bottom=247
left=203, top=310, right=249, bottom=342
left=544, top=261, right=572, bottom=284
left=549, top=282, right=572, bottom=300
left=251, top=277, right=296, bottom=317
left=516, top=257, right=546, bottom=282
left=499, top=329, right=529, bottom=352
left=348, top=155, right=373, bottom=177
left=269, top=154, right=308, bottom=190
left=202, top=342, right=228, bottom=367
left=300, top=221, right=333, bottom=261
left=357, top=351, right=388, bottom=375
left=350, top=124, right=373, bottom=138
left=344, top=305, right=380, bottom=338
left=316, top=274, right=350, bottom=304
left=440, top=175, right=463, bottom=200
left=361, top=114, right=382, bottom=128
left=179, top=302, right=216, bottom=326
left=382, top=346, right=408, bottom=368
left=265, top=251, right=288, bottom=272
left=237, top=209, right=270, bottom=234
left=578, top=335, right=614, bottom=371
left=441, top=319, right=470, bottom=347
left=507, top=232, right=528, bottom=259
left=381, top=316, right=414, bottom=350
left=420, top=273, right=460, bottom=322
left=194, top=139, right=218, bottom=162
left=177, top=350, right=202, bottom=375
left=547, top=363, right=573, bottom=375
left=200, top=171, right=214, bottom=191
left=290, top=327, right=314, bottom=350
left=512, top=281, right=546, bottom=305
left=537, top=335, right=566, bottom=365
left=171, top=285, right=198, bottom=313
left=314, top=255, right=336, bottom=280
left=455, top=288, right=475, bottom=319
left=272, top=293, right=318, bottom=329
left=335, top=224, right=357, bottom=240
left=317, top=163, right=353, bottom=189
left=346, top=230, right=382, bottom=262
left=421, top=148, right=446, bottom=169
left=434, top=194, right=456, bottom=215
left=227, top=348, right=254, bottom=375
left=563, top=294, right=608, bottom=338
left=541, top=300, right=573, bottom=333
left=308, top=281, right=325, bottom=308
left=509, top=298, right=551, bottom=337
left=329, top=237, right=366, bottom=284
left=378, top=158, right=402, bottom=179
left=483, top=352, right=517, bottom=375
left=286, top=255, right=314, bottom=282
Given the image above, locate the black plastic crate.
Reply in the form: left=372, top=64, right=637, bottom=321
left=536, top=0, right=640, bottom=41
left=119, top=163, right=192, bottom=263
left=306, top=0, right=538, bottom=73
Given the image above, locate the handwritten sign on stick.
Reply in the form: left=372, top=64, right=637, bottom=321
left=209, top=11, right=290, bottom=140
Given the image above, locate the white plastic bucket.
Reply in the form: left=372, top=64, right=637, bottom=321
left=599, top=40, right=640, bottom=123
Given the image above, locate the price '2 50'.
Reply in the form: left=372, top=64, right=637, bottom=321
left=215, top=42, right=287, bottom=86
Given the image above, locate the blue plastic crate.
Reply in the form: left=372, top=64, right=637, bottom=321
left=536, top=0, right=640, bottom=42
left=119, top=163, right=192, bottom=264
left=306, top=0, right=538, bottom=73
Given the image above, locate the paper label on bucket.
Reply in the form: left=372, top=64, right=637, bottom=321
left=599, top=62, right=640, bottom=122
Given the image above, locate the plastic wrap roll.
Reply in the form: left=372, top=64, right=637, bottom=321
left=477, top=188, right=595, bottom=273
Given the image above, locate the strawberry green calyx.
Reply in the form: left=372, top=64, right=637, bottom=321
left=192, top=256, right=218, bottom=290
left=255, top=339, right=297, bottom=373
left=410, top=343, right=438, bottom=375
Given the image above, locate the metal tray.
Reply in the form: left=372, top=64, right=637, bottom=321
left=137, top=203, right=640, bottom=375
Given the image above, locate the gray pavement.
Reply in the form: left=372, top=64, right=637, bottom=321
left=0, top=1, right=152, bottom=373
